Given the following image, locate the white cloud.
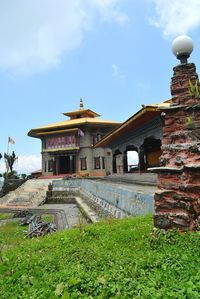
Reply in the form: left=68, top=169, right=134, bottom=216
left=94, top=0, right=129, bottom=25
left=0, top=155, right=41, bottom=175
left=151, top=0, right=200, bottom=37
left=112, top=63, right=125, bottom=80
left=0, top=0, right=127, bottom=74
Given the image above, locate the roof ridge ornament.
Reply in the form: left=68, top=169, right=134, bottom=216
left=80, top=98, right=84, bottom=110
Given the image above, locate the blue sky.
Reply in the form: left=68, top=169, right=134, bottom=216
left=0, top=0, right=200, bottom=174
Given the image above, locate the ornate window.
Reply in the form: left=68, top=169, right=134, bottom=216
left=94, top=157, right=100, bottom=169
left=80, top=157, right=87, bottom=170
left=92, top=133, right=102, bottom=145
left=48, top=160, right=54, bottom=172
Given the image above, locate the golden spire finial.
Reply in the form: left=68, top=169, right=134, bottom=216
left=79, top=98, right=84, bottom=110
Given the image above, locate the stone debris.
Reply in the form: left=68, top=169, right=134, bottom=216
left=25, top=215, right=57, bottom=238
left=13, top=210, right=33, bottom=220
left=12, top=210, right=57, bottom=238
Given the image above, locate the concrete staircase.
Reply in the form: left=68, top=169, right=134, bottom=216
left=0, top=179, right=53, bottom=207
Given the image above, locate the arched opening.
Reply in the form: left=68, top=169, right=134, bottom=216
left=124, top=146, right=139, bottom=173
left=142, top=137, right=161, bottom=168
left=127, top=151, right=139, bottom=172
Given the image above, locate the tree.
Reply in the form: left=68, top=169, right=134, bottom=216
left=21, top=173, right=27, bottom=180
left=4, top=151, right=17, bottom=173
left=0, top=153, right=2, bottom=177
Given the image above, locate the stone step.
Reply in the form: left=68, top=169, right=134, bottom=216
left=0, top=178, right=54, bottom=207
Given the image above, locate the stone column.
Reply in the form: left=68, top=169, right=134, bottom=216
left=153, top=63, right=200, bottom=230
left=138, top=146, right=145, bottom=171
left=116, top=154, right=123, bottom=174
left=123, top=152, right=128, bottom=172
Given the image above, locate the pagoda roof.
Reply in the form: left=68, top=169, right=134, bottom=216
left=28, top=98, right=121, bottom=138
left=63, top=109, right=100, bottom=118
left=94, top=99, right=171, bottom=148
left=28, top=117, right=121, bottom=138
left=63, top=98, right=100, bottom=119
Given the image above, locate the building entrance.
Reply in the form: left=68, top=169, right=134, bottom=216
left=58, top=155, right=76, bottom=174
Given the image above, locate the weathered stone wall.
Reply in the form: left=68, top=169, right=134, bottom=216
left=154, top=63, right=200, bottom=230
left=52, top=179, right=154, bottom=216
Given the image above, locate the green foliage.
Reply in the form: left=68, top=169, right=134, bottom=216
left=149, top=227, right=181, bottom=249
left=21, top=173, right=27, bottom=180
left=188, top=79, right=199, bottom=98
left=41, top=214, right=54, bottom=223
left=187, top=116, right=194, bottom=128
left=0, top=215, right=200, bottom=298
left=0, top=213, right=14, bottom=220
left=4, top=151, right=17, bottom=173
left=3, top=170, right=19, bottom=180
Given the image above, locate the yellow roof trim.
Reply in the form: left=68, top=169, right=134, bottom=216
left=34, top=128, right=78, bottom=136
left=42, top=147, right=80, bottom=153
left=94, top=100, right=171, bottom=147
left=94, top=107, right=158, bottom=147
left=63, top=109, right=100, bottom=117
left=32, top=117, right=120, bottom=130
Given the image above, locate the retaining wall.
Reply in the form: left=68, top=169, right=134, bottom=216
left=52, top=179, right=154, bottom=216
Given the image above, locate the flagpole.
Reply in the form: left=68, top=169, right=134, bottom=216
left=7, top=137, right=10, bottom=155
left=5, top=137, right=9, bottom=177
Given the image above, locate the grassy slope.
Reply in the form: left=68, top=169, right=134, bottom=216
left=0, top=215, right=200, bottom=299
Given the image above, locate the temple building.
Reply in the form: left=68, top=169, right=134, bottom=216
left=28, top=99, right=121, bottom=177
left=94, top=100, right=171, bottom=173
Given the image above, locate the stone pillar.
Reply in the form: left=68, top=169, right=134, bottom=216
left=123, top=152, right=128, bottom=172
left=138, top=146, right=145, bottom=171
left=116, top=154, right=123, bottom=174
left=154, top=63, right=200, bottom=230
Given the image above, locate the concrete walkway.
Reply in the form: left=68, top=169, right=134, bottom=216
left=97, top=179, right=156, bottom=195
left=94, top=173, right=157, bottom=187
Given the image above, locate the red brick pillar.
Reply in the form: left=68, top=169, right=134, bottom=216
left=154, top=63, right=200, bottom=230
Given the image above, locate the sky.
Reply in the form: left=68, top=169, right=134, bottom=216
left=0, top=0, right=200, bottom=174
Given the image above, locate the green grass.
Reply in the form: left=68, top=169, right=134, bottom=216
left=41, top=214, right=54, bottom=223
left=0, top=213, right=14, bottom=220
left=0, top=221, right=25, bottom=249
left=0, top=214, right=200, bottom=298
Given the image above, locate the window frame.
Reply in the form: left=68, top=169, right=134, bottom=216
left=94, top=157, right=101, bottom=169
left=48, top=159, right=54, bottom=172
left=80, top=157, right=87, bottom=170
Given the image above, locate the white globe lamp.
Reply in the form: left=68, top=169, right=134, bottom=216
left=172, top=35, right=194, bottom=64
